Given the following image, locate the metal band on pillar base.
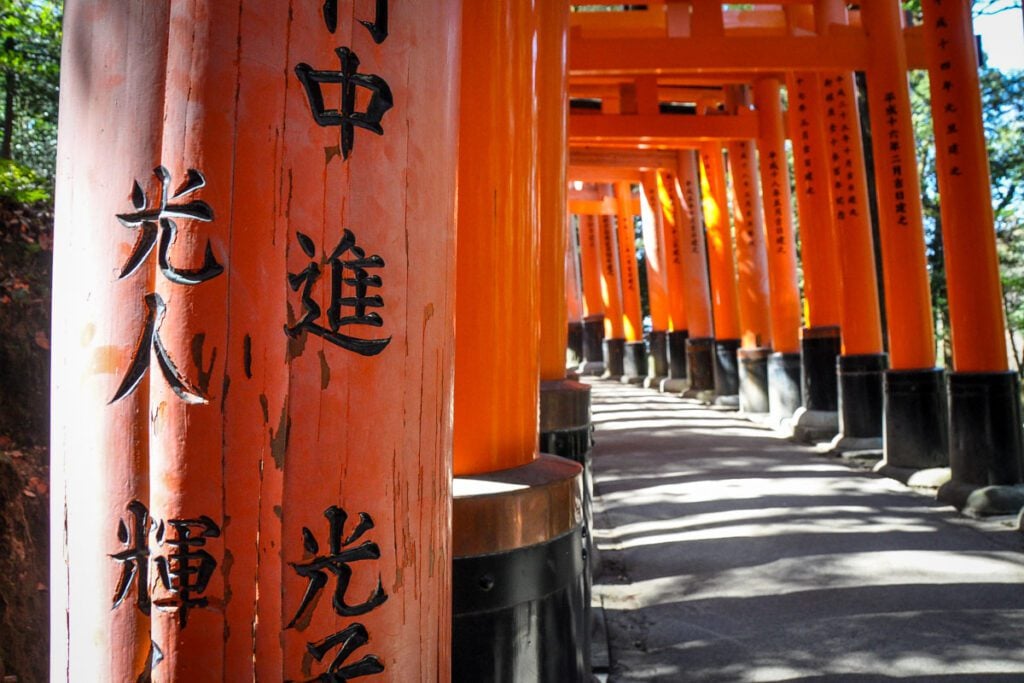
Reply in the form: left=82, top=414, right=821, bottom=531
left=643, top=330, right=670, bottom=388
left=738, top=347, right=771, bottom=415
left=876, top=368, right=949, bottom=483
left=683, top=337, right=716, bottom=400
left=713, top=339, right=741, bottom=407
left=452, top=455, right=588, bottom=682
left=937, top=372, right=1024, bottom=516
left=830, top=354, right=888, bottom=452
left=622, top=341, right=648, bottom=385
left=792, top=326, right=841, bottom=442
left=661, top=329, right=690, bottom=393
left=567, top=322, right=584, bottom=368
left=602, top=338, right=626, bottom=380
left=579, top=315, right=606, bottom=376
left=768, top=352, right=802, bottom=421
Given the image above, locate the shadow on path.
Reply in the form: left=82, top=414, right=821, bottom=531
left=587, top=380, right=1024, bottom=683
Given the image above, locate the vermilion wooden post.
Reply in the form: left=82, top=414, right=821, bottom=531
left=726, top=87, right=773, bottom=414
left=597, top=195, right=627, bottom=378
left=921, top=0, right=1024, bottom=505
left=537, top=0, right=571, bottom=386
left=816, top=0, right=888, bottom=449
left=700, top=142, right=742, bottom=402
left=576, top=209, right=608, bottom=375
left=861, top=0, right=948, bottom=472
left=51, top=4, right=170, bottom=680
left=656, top=169, right=691, bottom=392
left=452, top=0, right=586, bottom=678
left=537, top=0, right=589, bottom=469
left=753, top=77, right=804, bottom=419
left=673, top=151, right=717, bottom=397
left=614, top=181, right=648, bottom=382
left=787, top=71, right=843, bottom=440
left=54, top=2, right=462, bottom=680
left=639, top=170, right=672, bottom=384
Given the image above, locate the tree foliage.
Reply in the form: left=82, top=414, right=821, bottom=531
left=0, top=0, right=61, bottom=200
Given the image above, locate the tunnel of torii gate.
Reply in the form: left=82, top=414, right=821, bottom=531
left=49, top=0, right=1021, bottom=681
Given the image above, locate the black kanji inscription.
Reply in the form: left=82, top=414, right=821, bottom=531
left=295, top=47, right=393, bottom=160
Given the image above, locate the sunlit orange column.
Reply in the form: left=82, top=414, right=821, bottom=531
left=55, top=2, right=462, bottom=681
left=921, top=0, right=1024, bottom=500
left=656, top=168, right=691, bottom=391
left=860, top=0, right=947, bottom=471
left=597, top=190, right=627, bottom=377
left=787, top=71, right=843, bottom=438
left=640, top=170, right=672, bottom=382
left=816, top=0, right=887, bottom=448
left=673, top=151, right=717, bottom=396
left=753, top=77, right=803, bottom=418
left=614, top=181, right=648, bottom=381
left=576, top=209, right=608, bottom=374
left=726, top=87, right=773, bottom=413
left=453, top=0, right=586, bottom=677
left=537, top=0, right=571, bottom=386
left=51, top=5, right=169, bottom=680
left=700, top=143, right=742, bottom=401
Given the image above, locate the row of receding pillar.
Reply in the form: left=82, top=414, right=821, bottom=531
left=566, top=0, right=1023, bottom=518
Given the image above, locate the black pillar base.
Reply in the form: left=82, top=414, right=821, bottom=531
left=713, top=339, right=740, bottom=403
left=539, top=378, right=594, bottom=573
left=768, top=352, right=802, bottom=420
left=882, top=368, right=948, bottom=471
left=540, top=379, right=592, bottom=465
left=738, top=347, right=771, bottom=414
left=948, top=371, right=1024, bottom=485
left=684, top=337, right=715, bottom=397
left=644, top=330, right=669, bottom=387
left=834, top=353, right=887, bottom=449
left=801, top=326, right=840, bottom=412
left=567, top=321, right=584, bottom=367
left=602, top=338, right=625, bottom=379
left=578, top=315, right=605, bottom=376
left=622, top=341, right=647, bottom=384
left=453, top=456, right=588, bottom=682
left=667, top=330, right=689, bottom=379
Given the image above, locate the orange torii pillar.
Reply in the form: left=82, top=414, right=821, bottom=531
left=614, top=181, right=649, bottom=383
left=597, top=188, right=628, bottom=378
left=817, top=0, right=888, bottom=450
left=674, top=151, right=717, bottom=398
left=452, top=0, right=587, bottom=678
left=818, top=78, right=887, bottom=447
left=52, top=2, right=461, bottom=680
left=656, top=168, right=692, bottom=393
left=754, top=77, right=804, bottom=420
left=566, top=217, right=586, bottom=365
left=575, top=199, right=608, bottom=375
left=538, top=0, right=590, bottom=492
left=861, top=0, right=948, bottom=473
left=787, top=71, right=844, bottom=441
left=921, top=0, right=1024, bottom=510
left=726, top=86, right=774, bottom=414
left=700, top=143, right=743, bottom=403
left=640, top=170, right=672, bottom=385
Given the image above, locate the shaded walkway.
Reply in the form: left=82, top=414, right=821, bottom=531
left=587, top=380, right=1024, bottom=682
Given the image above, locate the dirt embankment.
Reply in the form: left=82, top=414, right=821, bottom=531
left=0, top=199, right=51, bottom=683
